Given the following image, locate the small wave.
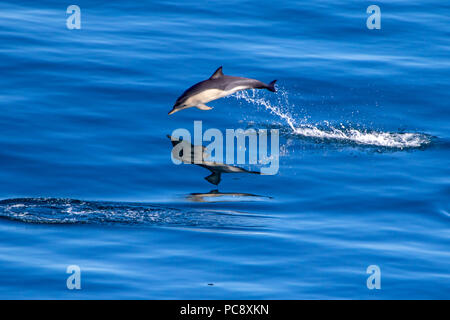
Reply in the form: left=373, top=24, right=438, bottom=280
left=233, top=90, right=432, bottom=149
left=0, top=198, right=268, bottom=229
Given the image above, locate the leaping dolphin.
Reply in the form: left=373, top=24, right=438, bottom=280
left=167, top=135, right=260, bottom=185
left=168, top=66, right=277, bottom=115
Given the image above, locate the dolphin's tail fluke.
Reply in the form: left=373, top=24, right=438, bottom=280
left=205, top=172, right=221, bottom=185
left=267, top=80, right=277, bottom=92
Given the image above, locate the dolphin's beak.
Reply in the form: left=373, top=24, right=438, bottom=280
left=168, top=107, right=178, bottom=115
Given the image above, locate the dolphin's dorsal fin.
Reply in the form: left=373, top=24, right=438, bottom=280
left=209, top=66, right=223, bottom=80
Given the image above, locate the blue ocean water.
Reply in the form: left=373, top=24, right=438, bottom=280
left=0, top=0, right=449, bottom=299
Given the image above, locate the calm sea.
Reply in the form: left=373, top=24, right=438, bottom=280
left=0, top=0, right=449, bottom=299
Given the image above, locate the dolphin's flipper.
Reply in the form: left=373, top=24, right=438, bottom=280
left=205, top=172, right=221, bottom=185
left=196, top=104, right=213, bottom=111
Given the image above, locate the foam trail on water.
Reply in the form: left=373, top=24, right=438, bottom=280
left=292, top=125, right=429, bottom=148
left=233, top=90, right=431, bottom=149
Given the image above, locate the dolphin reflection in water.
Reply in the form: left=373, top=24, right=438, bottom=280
left=188, top=189, right=272, bottom=202
left=167, top=135, right=260, bottom=185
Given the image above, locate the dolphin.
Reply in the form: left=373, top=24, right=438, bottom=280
left=168, top=66, right=277, bottom=115
left=167, top=135, right=260, bottom=185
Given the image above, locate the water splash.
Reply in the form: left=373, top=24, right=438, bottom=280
left=234, top=88, right=298, bottom=131
left=233, top=89, right=431, bottom=149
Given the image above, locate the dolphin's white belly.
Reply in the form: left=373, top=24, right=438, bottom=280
left=185, top=86, right=250, bottom=106
left=224, top=85, right=250, bottom=96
